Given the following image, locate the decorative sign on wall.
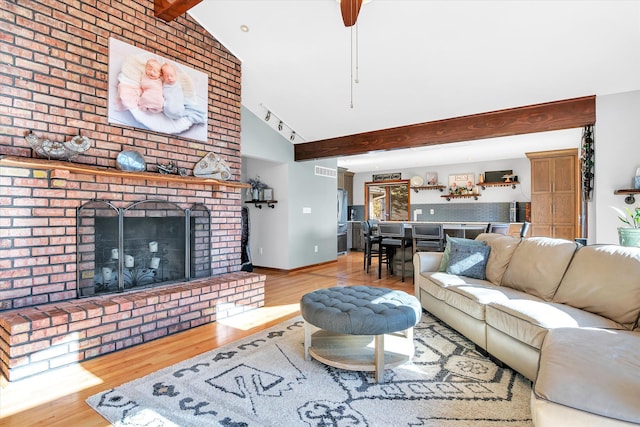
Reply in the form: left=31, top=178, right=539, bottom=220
left=448, top=173, right=476, bottom=194
left=107, top=38, right=208, bottom=142
left=372, top=172, right=402, bottom=182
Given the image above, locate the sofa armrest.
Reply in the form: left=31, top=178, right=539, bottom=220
left=413, top=252, right=443, bottom=275
left=534, top=327, right=640, bottom=425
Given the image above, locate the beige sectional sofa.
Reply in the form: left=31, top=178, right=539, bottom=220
left=413, top=233, right=640, bottom=426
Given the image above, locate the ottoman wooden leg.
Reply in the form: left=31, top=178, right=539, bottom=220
left=405, top=327, right=415, bottom=359
left=304, top=321, right=312, bottom=361
left=374, top=334, right=384, bottom=383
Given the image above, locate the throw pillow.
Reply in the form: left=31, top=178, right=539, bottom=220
left=438, top=236, right=487, bottom=272
left=446, top=241, right=492, bottom=280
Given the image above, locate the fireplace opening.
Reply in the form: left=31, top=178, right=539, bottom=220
left=77, top=200, right=211, bottom=297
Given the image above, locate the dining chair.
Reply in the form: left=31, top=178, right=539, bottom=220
left=487, top=223, right=510, bottom=235
left=362, top=220, right=382, bottom=273
left=412, top=223, right=445, bottom=254
left=377, top=222, right=411, bottom=282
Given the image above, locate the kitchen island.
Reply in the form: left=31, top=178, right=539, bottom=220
left=348, top=221, right=527, bottom=251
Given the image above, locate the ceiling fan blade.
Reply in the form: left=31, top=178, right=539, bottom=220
left=340, top=0, right=363, bottom=27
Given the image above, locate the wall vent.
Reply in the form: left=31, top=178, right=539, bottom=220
left=315, top=166, right=337, bottom=179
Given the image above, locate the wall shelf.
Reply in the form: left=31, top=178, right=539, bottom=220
left=614, top=189, right=639, bottom=205
left=412, top=185, right=446, bottom=193
left=0, top=155, right=250, bottom=189
left=478, top=181, right=519, bottom=190
left=441, top=194, right=480, bottom=201
left=246, top=200, right=277, bottom=209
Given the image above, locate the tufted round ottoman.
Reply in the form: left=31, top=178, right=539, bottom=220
left=300, top=285, right=421, bottom=382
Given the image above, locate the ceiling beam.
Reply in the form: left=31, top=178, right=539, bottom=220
left=154, top=0, right=202, bottom=22
left=294, top=95, right=595, bottom=162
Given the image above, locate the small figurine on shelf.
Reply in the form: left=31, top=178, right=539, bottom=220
left=426, top=172, right=438, bottom=186
left=247, top=176, right=267, bottom=201
left=502, top=173, right=515, bottom=183
left=157, top=162, right=187, bottom=176
left=449, top=182, right=458, bottom=194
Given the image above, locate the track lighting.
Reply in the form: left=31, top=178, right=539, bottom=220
left=259, top=104, right=304, bottom=143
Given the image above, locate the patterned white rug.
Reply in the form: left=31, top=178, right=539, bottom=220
left=87, top=313, right=532, bottom=426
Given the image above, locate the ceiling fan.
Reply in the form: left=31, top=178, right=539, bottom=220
left=339, top=0, right=365, bottom=27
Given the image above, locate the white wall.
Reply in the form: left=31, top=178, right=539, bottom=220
left=241, top=107, right=338, bottom=269
left=353, top=158, right=533, bottom=206
left=594, top=90, right=640, bottom=244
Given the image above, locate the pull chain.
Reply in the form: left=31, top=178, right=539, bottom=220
left=350, top=24, right=354, bottom=108
left=355, top=22, right=359, bottom=84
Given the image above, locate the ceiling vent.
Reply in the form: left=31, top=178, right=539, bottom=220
left=315, top=166, right=337, bottom=179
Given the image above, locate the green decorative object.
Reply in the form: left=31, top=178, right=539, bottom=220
left=618, top=228, right=640, bottom=247
left=612, top=206, right=640, bottom=247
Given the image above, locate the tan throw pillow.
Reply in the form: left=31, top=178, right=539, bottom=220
left=501, top=237, right=578, bottom=301
left=553, top=245, right=640, bottom=328
left=476, top=233, right=522, bottom=285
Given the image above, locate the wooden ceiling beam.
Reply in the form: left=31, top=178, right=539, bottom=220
left=154, top=0, right=203, bottom=22
left=294, top=95, right=595, bottom=162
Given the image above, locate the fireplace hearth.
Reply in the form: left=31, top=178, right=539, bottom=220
left=77, top=200, right=211, bottom=297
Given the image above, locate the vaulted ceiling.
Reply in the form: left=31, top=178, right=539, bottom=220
left=180, top=1, right=639, bottom=172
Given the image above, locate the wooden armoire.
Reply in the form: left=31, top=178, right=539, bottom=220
left=526, top=149, right=581, bottom=240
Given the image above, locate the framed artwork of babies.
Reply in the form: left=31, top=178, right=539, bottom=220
left=107, top=38, right=208, bottom=142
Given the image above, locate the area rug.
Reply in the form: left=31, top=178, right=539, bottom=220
left=87, top=313, right=532, bottom=426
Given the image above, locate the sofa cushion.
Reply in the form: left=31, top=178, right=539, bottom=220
left=486, top=300, right=625, bottom=350
left=475, top=233, right=522, bottom=285
left=420, top=272, right=488, bottom=301
left=438, top=236, right=487, bottom=272
left=553, top=245, right=640, bottom=329
left=501, top=237, right=578, bottom=301
left=443, top=283, right=534, bottom=321
left=534, top=327, right=640, bottom=424
left=446, top=241, right=491, bottom=279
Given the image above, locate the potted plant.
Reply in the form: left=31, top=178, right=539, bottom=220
left=247, top=176, right=267, bottom=201
left=611, top=206, right=640, bottom=247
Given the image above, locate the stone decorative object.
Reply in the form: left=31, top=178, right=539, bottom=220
left=116, top=150, right=146, bottom=172
left=193, top=152, right=231, bottom=180
left=157, top=162, right=187, bottom=176
left=25, top=130, right=91, bottom=160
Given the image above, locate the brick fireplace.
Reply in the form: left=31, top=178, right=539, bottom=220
left=0, top=1, right=264, bottom=381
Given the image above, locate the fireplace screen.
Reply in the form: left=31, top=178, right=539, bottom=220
left=77, top=199, right=211, bottom=297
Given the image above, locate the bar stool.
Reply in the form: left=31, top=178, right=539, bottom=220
left=412, top=223, right=445, bottom=253
left=377, top=222, right=411, bottom=282
left=362, top=220, right=382, bottom=273
left=487, top=223, right=510, bottom=235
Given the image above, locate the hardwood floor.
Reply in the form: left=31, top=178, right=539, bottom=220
left=0, top=252, right=414, bottom=426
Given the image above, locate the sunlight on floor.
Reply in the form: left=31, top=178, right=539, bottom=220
left=0, top=364, right=103, bottom=417
left=217, top=303, right=300, bottom=330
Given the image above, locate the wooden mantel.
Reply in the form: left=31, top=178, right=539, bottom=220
left=154, top=0, right=203, bottom=22
left=0, top=155, right=250, bottom=188
left=294, top=96, right=596, bottom=162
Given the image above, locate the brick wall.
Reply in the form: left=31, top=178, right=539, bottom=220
left=0, top=272, right=266, bottom=381
left=0, top=0, right=244, bottom=311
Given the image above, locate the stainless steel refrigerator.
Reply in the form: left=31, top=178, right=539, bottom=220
left=337, top=189, right=348, bottom=254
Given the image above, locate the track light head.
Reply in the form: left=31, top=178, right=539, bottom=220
left=278, top=121, right=283, bottom=131
left=290, top=132, right=296, bottom=142
left=265, top=111, right=271, bottom=121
